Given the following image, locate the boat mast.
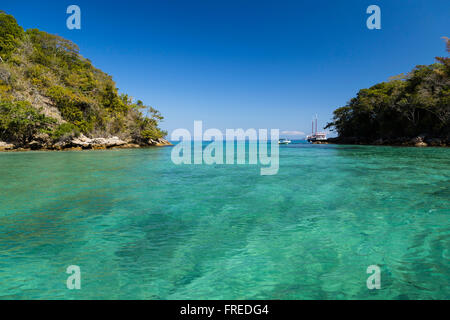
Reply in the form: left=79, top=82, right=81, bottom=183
left=315, top=114, right=318, bottom=135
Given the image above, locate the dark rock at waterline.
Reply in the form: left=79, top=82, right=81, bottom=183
left=322, top=135, right=449, bottom=147
left=425, top=138, right=444, bottom=147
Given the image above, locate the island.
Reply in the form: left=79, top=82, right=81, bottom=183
left=323, top=38, right=449, bottom=147
left=0, top=11, right=170, bottom=151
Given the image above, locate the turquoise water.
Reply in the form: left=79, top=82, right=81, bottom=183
left=0, top=142, right=449, bottom=300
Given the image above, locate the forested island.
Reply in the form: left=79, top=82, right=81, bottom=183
left=325, top=39, right=449, bottom=147
left=0, top=12, right=169, bottom=151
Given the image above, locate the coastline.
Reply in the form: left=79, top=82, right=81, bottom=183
left=0, top=136, right=172, bottom=152
left=313, top=136, right=450, bottom=147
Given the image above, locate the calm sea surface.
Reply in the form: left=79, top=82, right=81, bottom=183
left=0, top=142, right=449, bottom=299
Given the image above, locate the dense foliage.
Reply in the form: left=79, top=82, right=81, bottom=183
left=0, top=11, right=24, bottom=60
left=0, top=12, right=166, bottom=145
left=0, top=100, right=55, bottom=144
left=326, top=39, right=450, bottom=140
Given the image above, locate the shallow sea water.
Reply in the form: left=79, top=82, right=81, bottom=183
left=0, top=142, right=449, bottom=299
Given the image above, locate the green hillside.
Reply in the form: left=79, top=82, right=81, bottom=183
left=0, top=11, right=167, bottom=148
left=326, top=39, right=450, bottom=146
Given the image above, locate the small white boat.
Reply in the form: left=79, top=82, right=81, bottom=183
left=278, top=138, right=292, bottom=145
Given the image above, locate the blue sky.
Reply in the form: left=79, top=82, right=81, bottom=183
left=2, top=0, right=449, bottom=137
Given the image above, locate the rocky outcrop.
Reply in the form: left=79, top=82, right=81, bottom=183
left=0, top=135, right=172, bottom=151
left=0, top=141, right=15, bottom=151
left=52, top=135, right=172, bottom=150
left=54, top=134, right=127, bottom=150
left=149, top=138, right=172, bottom=146
left=410, top=135, right=428, bottom=147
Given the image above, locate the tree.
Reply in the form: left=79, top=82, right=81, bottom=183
left=0, top=12, right=24, bottom=60
left=326, top=39, right=449, bottom=140
left=0, top=101, right=55, bottom=144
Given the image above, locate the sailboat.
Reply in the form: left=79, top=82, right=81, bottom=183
left=306, top=115, right=327, bottom=142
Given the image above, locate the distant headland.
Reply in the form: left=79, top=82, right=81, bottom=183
left=322, top=38, right=449, bottom=148
left=0, top=12, right=170, bottom=152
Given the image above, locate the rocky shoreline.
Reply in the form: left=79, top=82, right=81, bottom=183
left=313, top=135, right=449, bottom=147
left=0, top=134, right=172, bottom=152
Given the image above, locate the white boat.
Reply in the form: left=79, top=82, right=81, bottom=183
left=278, top=138, right=292, bottom=145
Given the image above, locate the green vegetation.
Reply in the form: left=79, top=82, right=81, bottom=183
left=0, top=11, right=24, bottom=60
left=0, top=100, right=55, bottom=144
left=0, top=12, right=166, bottom=146
left=326, top=38, right=450, bottom=142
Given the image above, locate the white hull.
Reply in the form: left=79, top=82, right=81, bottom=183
left=306, top=133, right=327, bottom=143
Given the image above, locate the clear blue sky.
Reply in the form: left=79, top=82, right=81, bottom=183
left=3, top=0, right=449, bottom=137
